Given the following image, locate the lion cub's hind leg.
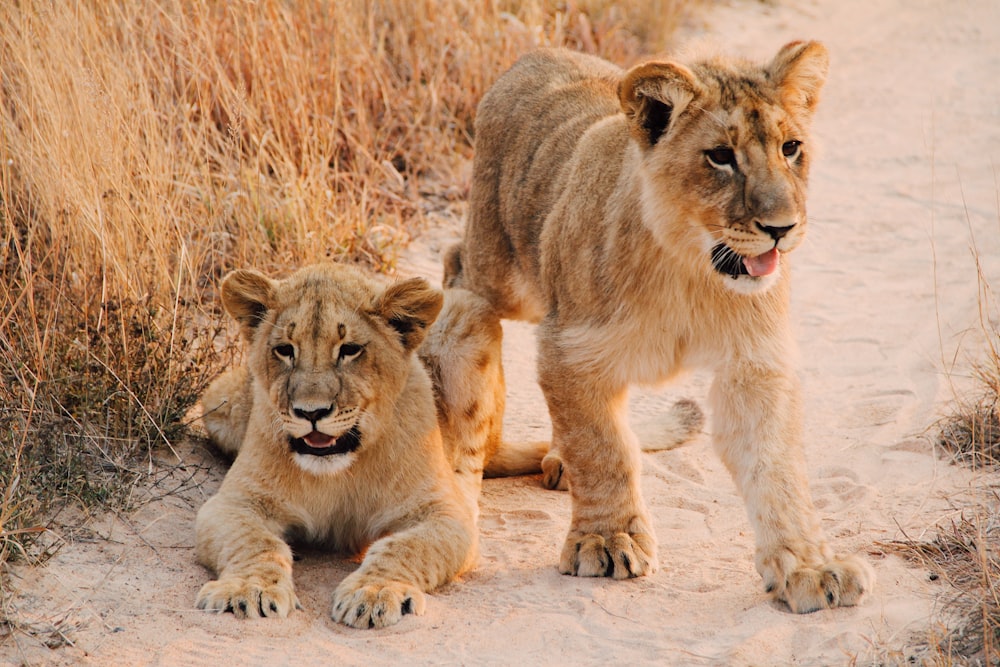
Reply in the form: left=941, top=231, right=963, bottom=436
left=420, top=287, right=547, bottom=518
left=200, top=366, right=253, bottom=459
left=541, top=398, right=705, bottom=491
left=420, top=287, right=503, bottom=519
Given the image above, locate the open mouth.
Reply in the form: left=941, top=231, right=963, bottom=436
left=289, top=426, right=362, bottom=457
left=711, top=243, right=780, bottom=279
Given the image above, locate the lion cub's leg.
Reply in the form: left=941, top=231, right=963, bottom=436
left=420, top=288, right=504, bottom=521
left=541, top=398, right=705, bottom=491
left=537, top=329, right=656, bottom=579
left=420, top=287, right=547, bottom=521
left=200, top=366, right=253, bottom=459
left=331, top=511, right=475, bottom=629
left=710, top=362, right=874, bottom=613
left=195, top=493, right=300, bottom=618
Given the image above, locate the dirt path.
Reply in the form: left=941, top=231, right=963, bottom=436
left=4, top=0, right=1000, bottom=664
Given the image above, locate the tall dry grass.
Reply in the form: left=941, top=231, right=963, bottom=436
left=0, top=0, right=694, bottom=567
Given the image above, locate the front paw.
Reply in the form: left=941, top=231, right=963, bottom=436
left=760, top=549, right=875, bottom=613
left=541, top=451, right=569, bottom=490
left=331, top=580, right=426, bottom=629
left=196, top=575, right=300, bottom=619
left=559, top=530, right=658, bottom=579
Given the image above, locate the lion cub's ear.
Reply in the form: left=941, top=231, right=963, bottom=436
left=619, top=61, right=700, bottom=148
left=220, top=269, right=277, bottom=341
left=768, top=41, right=829, bottom=115
left=371, top=277, right=444, bottom=352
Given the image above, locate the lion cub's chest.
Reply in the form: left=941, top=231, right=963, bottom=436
left=555, top=283, right=765, bottom=386
left=558, top=315, right=689, bottom=387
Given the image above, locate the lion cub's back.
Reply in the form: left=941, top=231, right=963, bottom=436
left=476, top=48, right=623, bottom=179
left=474, top=49, right=624, bottom=254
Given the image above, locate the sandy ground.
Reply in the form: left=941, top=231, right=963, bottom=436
left=4, top=0, right=1000, bottom=664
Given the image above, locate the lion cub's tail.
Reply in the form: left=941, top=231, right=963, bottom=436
left=639, top=398, right=705, bottom=452
left=442, top=243, right=464, bottom=289
left=540, top=398, right=705, bottom=490
left=484, top=440, right=548, bottom=477
left=482, top=398, right=704, bottom=479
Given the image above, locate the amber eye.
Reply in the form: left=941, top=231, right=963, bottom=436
left=705, top=146, right=736, bottom=168
left=338, top=342, right=364, bottom=361
left=273, top=343, right=295, bottom=361
left=782, top=140, right=802, bottom=159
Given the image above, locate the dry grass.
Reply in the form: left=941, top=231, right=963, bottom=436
left=913, top=386, right=1000, bottom=664
left=882, top=504, right=1000, bottom=665
left=0, top=0, right=695, bottom=570
left=938, top=307, right=1000, bottom=471
left=883, top=249, right=1000, bottom=663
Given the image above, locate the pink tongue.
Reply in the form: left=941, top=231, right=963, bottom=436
left=304, top=431, right=334, bottom=448
left=743, top=248, right=780, bottom=277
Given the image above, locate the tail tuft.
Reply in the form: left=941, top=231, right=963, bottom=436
left=640, top=398, right=705, bottom=452
left=443, top=243, right=464, bottom=288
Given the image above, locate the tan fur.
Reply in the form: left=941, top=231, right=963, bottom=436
left=448, top=43, right=874, bottom=612
left=196, top=263, right=541, bottom=628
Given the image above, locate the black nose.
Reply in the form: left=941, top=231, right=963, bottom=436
left=294, top=406, right=333, bottom=423
left=756, top=222, right=796, bottom=241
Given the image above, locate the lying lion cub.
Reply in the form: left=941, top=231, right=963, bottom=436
left=195, top=263, right=541, bottom=627
left=446, top=43, right=874, bottom=612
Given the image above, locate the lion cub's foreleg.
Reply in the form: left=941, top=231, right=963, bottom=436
left=195, top=494, right=300, bottom=618
left=331, top=513, right=475, bottom=629
left=537, top=330, right=657, bottom=579
left=710, top=361, right=874, bottom=613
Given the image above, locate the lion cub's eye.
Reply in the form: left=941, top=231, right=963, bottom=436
left=781, top=140, right=802, bottom=160
left=273, top=343, right=295, bottom=362
left=338, top=342, right=364, bottom=361
left=705, top=146, right=736, bottom=169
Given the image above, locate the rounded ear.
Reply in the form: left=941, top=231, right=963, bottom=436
left=768, top=41, right=829, bottom=114
left=619, top=61, right=699, bottom=148
left=371, top=277, right=443, bottom=352
left=220, top=269, right=277, bottom=341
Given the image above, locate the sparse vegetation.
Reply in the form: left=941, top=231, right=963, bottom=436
left=938, top=358, right=1000, bottom=471
left=884, top=250, right=1000, bottom=664
left=0, top=0, right=694, bottom=572
left=887, top=509, right=1000, bottom=664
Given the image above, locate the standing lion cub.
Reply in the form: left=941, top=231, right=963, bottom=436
left=195, top=263, right=540, bottom=627
left=446, top=42, right=874, bottom=612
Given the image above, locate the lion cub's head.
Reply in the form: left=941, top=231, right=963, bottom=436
left=619, top=41, right=829, bottom=294
left=221, top=263, right=442, bottom=475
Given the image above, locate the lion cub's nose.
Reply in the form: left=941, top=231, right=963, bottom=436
left=756, top=221, right=796, bottom=241
left=294, top=406, right=334, bottom=423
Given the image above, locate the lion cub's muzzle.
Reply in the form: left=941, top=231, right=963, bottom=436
left=711, top=219, right=802, bottom=280
left=284, top=404, right=362, bottom=457
left=711, top=243, right=784, bottom=279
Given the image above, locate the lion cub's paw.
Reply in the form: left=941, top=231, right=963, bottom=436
left=559, top=531, right=658, bottom=579
left=765, top=552, right=875, bottom=613
left=331, top=581, right=426, bottom=629
left=541, top=451, right=569, bottom=490
left=196, top=576, right=300, bottom=619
